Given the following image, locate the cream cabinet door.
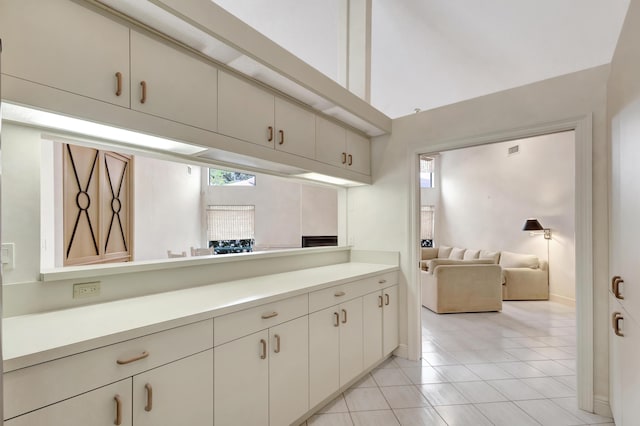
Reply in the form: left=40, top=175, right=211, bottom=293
left=0, top=0, right=130, bottom=107
left=269, top=317, right=309, bottom=426
left=383, top=285, right=399, bottom=356
left=214, top=330, right=269, bottom=426
left=309, top=306, right=341, bottom=408
left=5, top=379, right=132, bottom=426
left=621, top=311, right=640, bottom=425
left=346, top=131, right=371, bottom=175
left=218, top=71, right=275, bottom=147
left=130, top=30, right=218, bottom=132
left=339, top=297, right=364, bottom=387
left=610, top=295, right=624, bottom=424
left=274, top=98, right=316, bottom=159
left=133, top=350, right=213, bottom=426
left=363, top=291, right=383, bottom=369
left=315, top=116, right=347, bottom=168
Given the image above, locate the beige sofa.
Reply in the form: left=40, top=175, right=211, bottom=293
left=499, top=251, right=549, bottom=300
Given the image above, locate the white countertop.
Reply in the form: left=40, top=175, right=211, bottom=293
left=3, top=261, right=397, bottom=371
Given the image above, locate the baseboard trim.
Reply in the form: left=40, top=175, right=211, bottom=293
left=549, top=293, right=576, bottom=307
left=593, top=397, right=612, bottom=418
left=393, top=344, right=409, bottom=359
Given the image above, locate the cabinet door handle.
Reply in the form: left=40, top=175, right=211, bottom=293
left=378, top=279, right=387, bottom=284
left=140, top=81, right=147, bottom=104
left=144, top=383, right=153, bottom=412
left=333, top=312, right=340, bottom=327
left=261, top=311, right=278, bottom=319
left=274, top=334, right=281, bottom=353
left=117, top=351, right=149, bottom=365
left=268, top=126, right=274, bottom=142
left=334, top=291, right=346, bottom=297
left=385, top=293, right=390, bottom=306
left=115, top=72, right=122, bottom=97
left=612, top=276, right=624, bottom=300
left=342, top=152, right=347, bottom=164
left=260, top=339, right=267, bottom=359
left=114, top=394, right=122, bottom=425
left=612, top=312, right=624, bottom=337
left=348, top=154, right=353, bottom=166
left=341, top=309, right=347, bottom=324
left=378, top=295, right=383, bottom=308
left=279, top=129, right=284, bottom=145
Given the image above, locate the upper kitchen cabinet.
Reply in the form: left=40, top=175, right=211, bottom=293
left=316, top=116, right=371, bottom=176
left=130, top=30, right=218, bottom=132
left=218, top=71, right=275, bottom=147
left=274, top=98, right=316, bottom=159
left=0, top=0, right=130, bottom=108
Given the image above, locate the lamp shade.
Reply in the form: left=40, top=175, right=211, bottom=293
left=522, top=218, right=544, bottom=231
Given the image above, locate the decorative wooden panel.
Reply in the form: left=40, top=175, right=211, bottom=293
left=63, top=144, right=132, bottom=266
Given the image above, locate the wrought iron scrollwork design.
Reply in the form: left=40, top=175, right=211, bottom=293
left=104, top=155, right=129, bottom=252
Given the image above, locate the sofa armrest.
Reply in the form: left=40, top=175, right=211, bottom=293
left=502, top=267, right=549, bottom=300
left=426, top=258, right=495, bottom=273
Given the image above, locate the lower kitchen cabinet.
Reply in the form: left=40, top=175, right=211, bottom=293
left=214, top=316, right=309, bottom=426
left=363, top=285, right=399, bottom=369
left=5, top=379, right=132, bottom=426
left=383, top=285, right=399, bottom=356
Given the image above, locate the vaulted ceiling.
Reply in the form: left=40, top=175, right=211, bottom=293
left=212, top=0, right=630, bottom=118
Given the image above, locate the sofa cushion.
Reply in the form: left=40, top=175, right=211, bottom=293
left=479, top=250, right=501, bottom=264
left=463, top=249, right=480, bottom=260
left=438, top=246, right=453, bottom=258
left=449, top=247, right=466, bottom=260
left=499, top=251, right=539, bottom=269
left=427, top=258, right=496, bottom=273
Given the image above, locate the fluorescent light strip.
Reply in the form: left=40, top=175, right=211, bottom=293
left=1, top=102, right=207, bottom=155
left=296, top=172, right=365, bottom=187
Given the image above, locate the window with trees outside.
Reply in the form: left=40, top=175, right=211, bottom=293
left=420, top=156, right=434, bottom=188
left=209, top=168, right=256, bottom=186
left=421, top=205, right=435, bottom=247
left=207, top=205, right=256, bottom=254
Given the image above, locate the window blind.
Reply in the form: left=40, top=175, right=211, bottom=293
left=420, top=206, right=435, bottom=240
left=207, top=205, right=255, bottom=240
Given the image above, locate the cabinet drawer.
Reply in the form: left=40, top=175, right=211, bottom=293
left=4, top=319, right=213, bottom=419
left=309, top=272, right=398, bottom=313
left=214, top=294, right=308, bottom=346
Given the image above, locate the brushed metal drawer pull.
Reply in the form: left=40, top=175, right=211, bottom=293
left=114, top=394, right=122, bottom=425
left=612, top=276, right=624, bottom=300
left=261, top=311, right=278, bottom=319
left=612, top=312, right=624, bottom=337
left=260, top=339, right=267, bottom=359
left=117, top=351, right=149, bottom=365
left=348, top=154, right=353, bottom=166
left=385, top=293, right=390, bottom=306
left=333, top=312, right=340, bottom=327
left=334, top=291, right=346, bottom=297
left=115, top=72, right=122, bottom=96
left=378, top=279, right=387, bottom=284
left=140, top=80, right=147, bottom=104
left=279, top=129, right=285, bottom=145
left=268, top=126, right=274, bottom=142
left=341, top=309, right=347, bottom=324
left=341, top=152, right=347, bottom=164
left=274, top=334, right=281, bottom=353
left=378, top=295, right=383, bottom=308
left=144, top=383, right=153, bottom=412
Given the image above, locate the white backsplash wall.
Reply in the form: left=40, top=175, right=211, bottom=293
left=436, top=131, right=576, bottom=302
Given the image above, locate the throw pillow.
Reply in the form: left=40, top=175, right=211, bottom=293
left=479, top=250, right=501, bottom=264
left=449, top=247, right=465, bottom=259
left=463, top=249, right=480, bottom=260
left=438, top=245, right=453, bottom=258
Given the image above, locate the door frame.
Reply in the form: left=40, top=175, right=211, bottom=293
left=408, top=114, right=594, bottom=411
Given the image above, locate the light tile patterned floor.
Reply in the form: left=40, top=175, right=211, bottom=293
left=303, top=301, right=615, bottom=426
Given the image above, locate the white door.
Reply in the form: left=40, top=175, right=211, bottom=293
left=346, top=131, right=371, bottom=175
left=339, top=297, right=364, bottom=387
left=309, top=306, right=340, bottom=408
left=0, top=0, right=130, bottom=107
left=133, top=350, right=213, bottom=426
left=383, top=285, right=400, bottom=356
left=315, top=116, right=347, bottom=168
left=214, top=330, right=269, bottom=426
left=5, top=379, right=132, bottom=426
left=218, top=71, right=275, bottom=147
left=609, top=296, right=623, bottom=424
left=621, top=311, right=640, bottom=425
left=269, top=316, right=309, bottom=426
left=130, top=30, right=218, bottom=132
left=363, top=291, right=383, bottom=369
left=274, top=98, right=316, bottom=159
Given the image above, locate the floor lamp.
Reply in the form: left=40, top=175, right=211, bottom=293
left=522, top=218, right=551, bottom=286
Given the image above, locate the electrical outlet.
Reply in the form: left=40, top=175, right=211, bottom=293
left=73, top=281, right=101, bottom=299
left=1, top=243, right=15, bottom=270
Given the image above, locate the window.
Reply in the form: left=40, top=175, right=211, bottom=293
left=209, top=168, right=256, bottom=186
left=207, top=205, right=255, bottom=254
left=421, top=205, right=435, bottom=247
left=420, top=156, right=434, bottom=188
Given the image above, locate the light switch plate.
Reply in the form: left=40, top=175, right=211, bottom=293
left=1, top=243, right=15, bottom=270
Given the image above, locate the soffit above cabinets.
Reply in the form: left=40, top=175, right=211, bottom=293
left=93, top=0, right=390, bottom=137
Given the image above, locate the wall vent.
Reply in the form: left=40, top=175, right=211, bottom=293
left=508, top=145, right=520, bottom=156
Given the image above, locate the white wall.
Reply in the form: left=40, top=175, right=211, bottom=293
left=133, top=157, right=202, bottom=260
left=204, top=172, right=338, bottom=250
left=434, top=133, right=575, bottom=301
left=348, top=64, right=610, bottom=410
